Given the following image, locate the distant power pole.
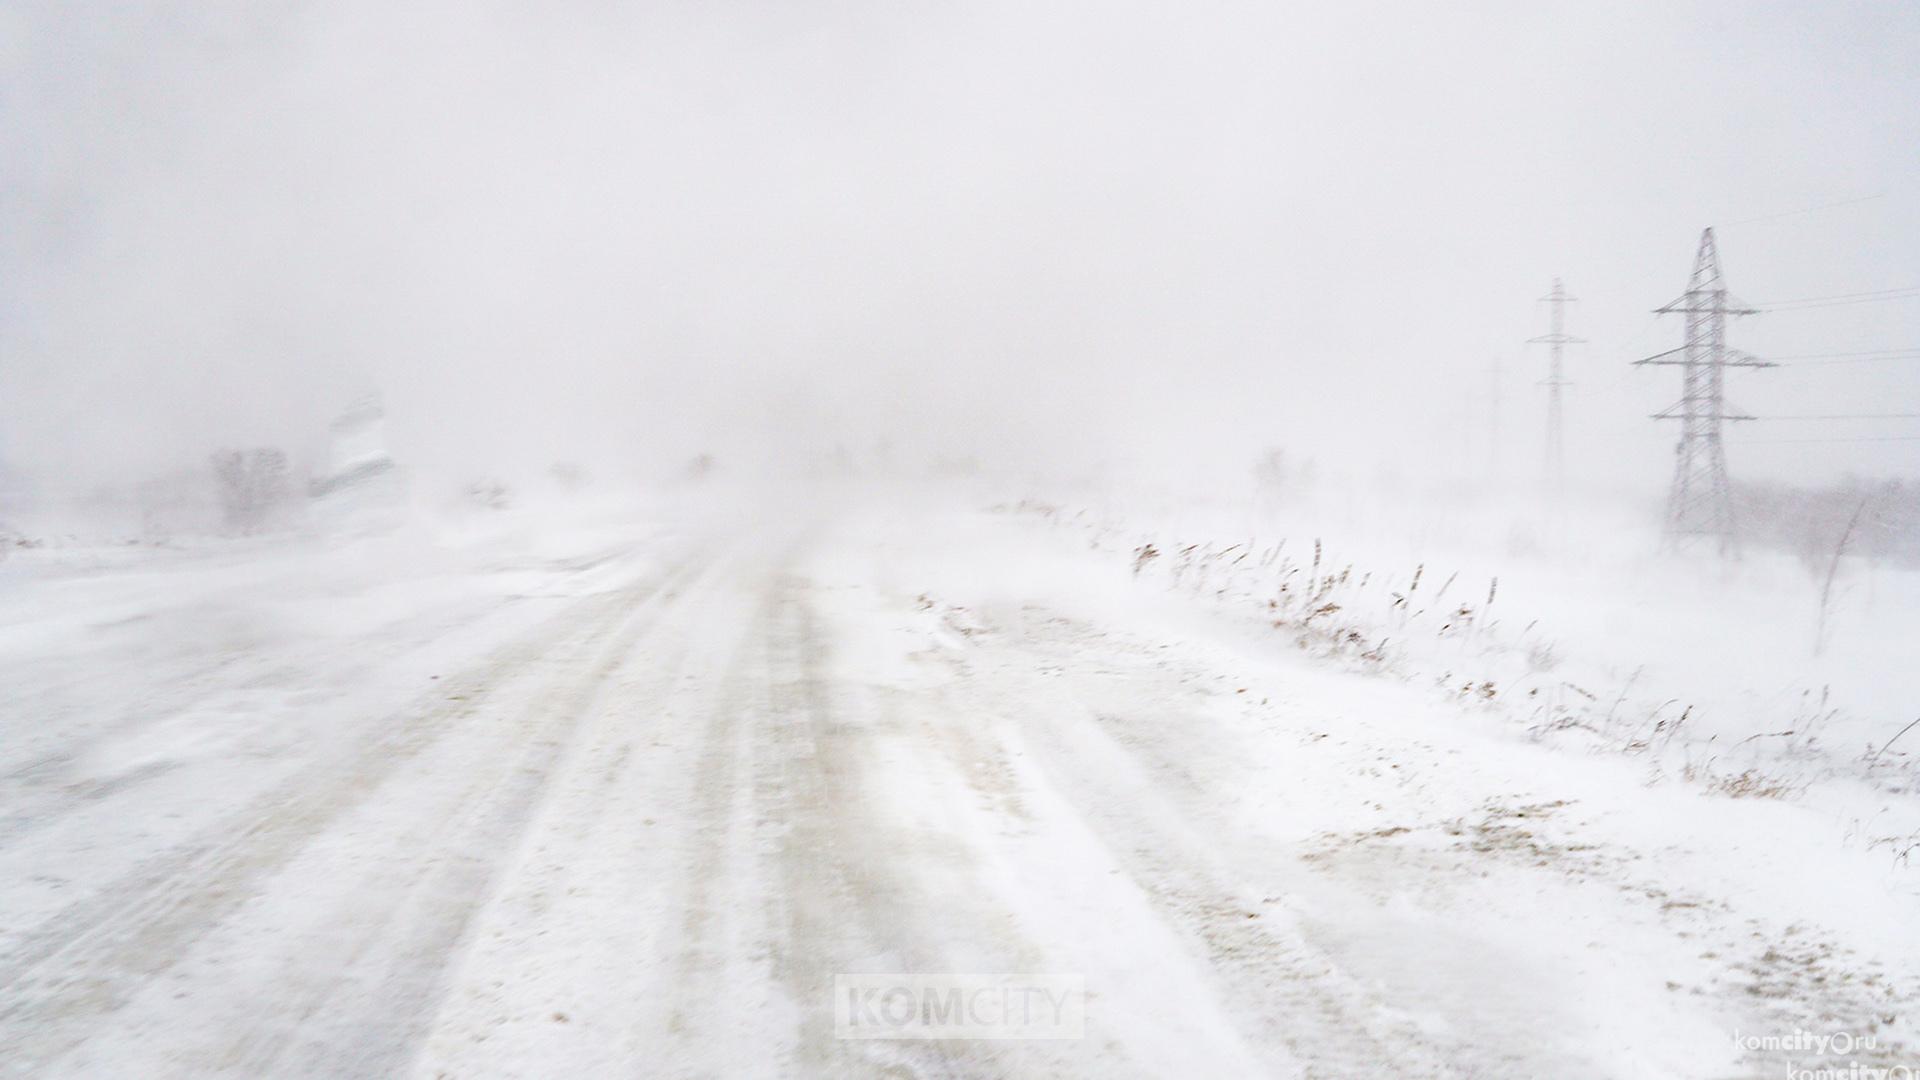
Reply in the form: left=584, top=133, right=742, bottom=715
left=1529, top=279, right=1582, bottom=492
left=1635, top=227, right=1773, bottom=553
left=1487, top=357, right=1504, bottom=480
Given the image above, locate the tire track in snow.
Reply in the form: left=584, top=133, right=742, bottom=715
left=0, top=553, right=708, bottom=1074
left=952, top=611, right=1482, bottom=1078
left=409, top=546, right=763, bottom=1080
left=656, top=566, right=775, bottom=1064
left=749, top=572, right=1058, bottom=1080
left=0, top=553, right=601, bottom=820
left=653, top=559, right=1052, bottom=1078
left=207, top=557, right=712, bottom=1078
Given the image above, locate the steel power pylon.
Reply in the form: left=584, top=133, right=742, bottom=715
left=1635, top=227, right=1773, bottom=553
left=1528, top=279, right=1582, bottom=492
left=1488, top=357, right=1503, bottom=480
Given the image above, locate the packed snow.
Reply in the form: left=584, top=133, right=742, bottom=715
left=1, top=480, right=1914, bottom=1078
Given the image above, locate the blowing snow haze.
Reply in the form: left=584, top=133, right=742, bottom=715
left=4, top=7, right=1920, bottom=1078
left=3, top=2, right=1917, bottom=492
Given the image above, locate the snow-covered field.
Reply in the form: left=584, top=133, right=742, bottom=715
left=1, top=487, right=1915, bottom=1078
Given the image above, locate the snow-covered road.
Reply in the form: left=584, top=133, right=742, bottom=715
left=1, top=507, right=1913, bottom=1078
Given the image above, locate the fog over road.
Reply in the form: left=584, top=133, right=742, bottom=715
left=0, top=505, right=1908, bottom=1078
left=6, top=3, right=1918, bottom=1075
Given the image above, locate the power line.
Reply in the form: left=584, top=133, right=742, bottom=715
left=1758, top=413, right=1920, bottom=421
left=1738, top=435, right=1920, bottom=444
left=1761, top=288, right=1920, bottom=312
left=1769, top=348, right=1920, bottom=364
left=1718, top=193, right=1885, bottom=228
left=1760, top=285, right=1920, bottom=306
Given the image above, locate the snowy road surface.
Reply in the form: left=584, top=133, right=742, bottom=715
left=1, top=506, right=1913, bottom=1078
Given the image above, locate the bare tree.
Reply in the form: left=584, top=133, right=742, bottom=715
left=211, top=447, right=290, bottom=534
left=1814, top=494, right=1871, bottom=657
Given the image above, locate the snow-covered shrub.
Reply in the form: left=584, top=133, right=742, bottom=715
left=549, top=462, right=589, bottom=490
left=465, top=478, right=512, bottom=510
left=210, top=447, right=291, bottom=534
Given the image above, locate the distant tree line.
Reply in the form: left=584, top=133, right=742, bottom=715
left=1734, top=476, right=1920, bottom=569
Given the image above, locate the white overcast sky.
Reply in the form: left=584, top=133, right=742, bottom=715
left=2, top=1, right=1916, bottom=492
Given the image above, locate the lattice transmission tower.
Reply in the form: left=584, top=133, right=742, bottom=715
left=1635, top=228, right=1773, bottom=553
left=1528, top=279, right=1582, bottom=492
